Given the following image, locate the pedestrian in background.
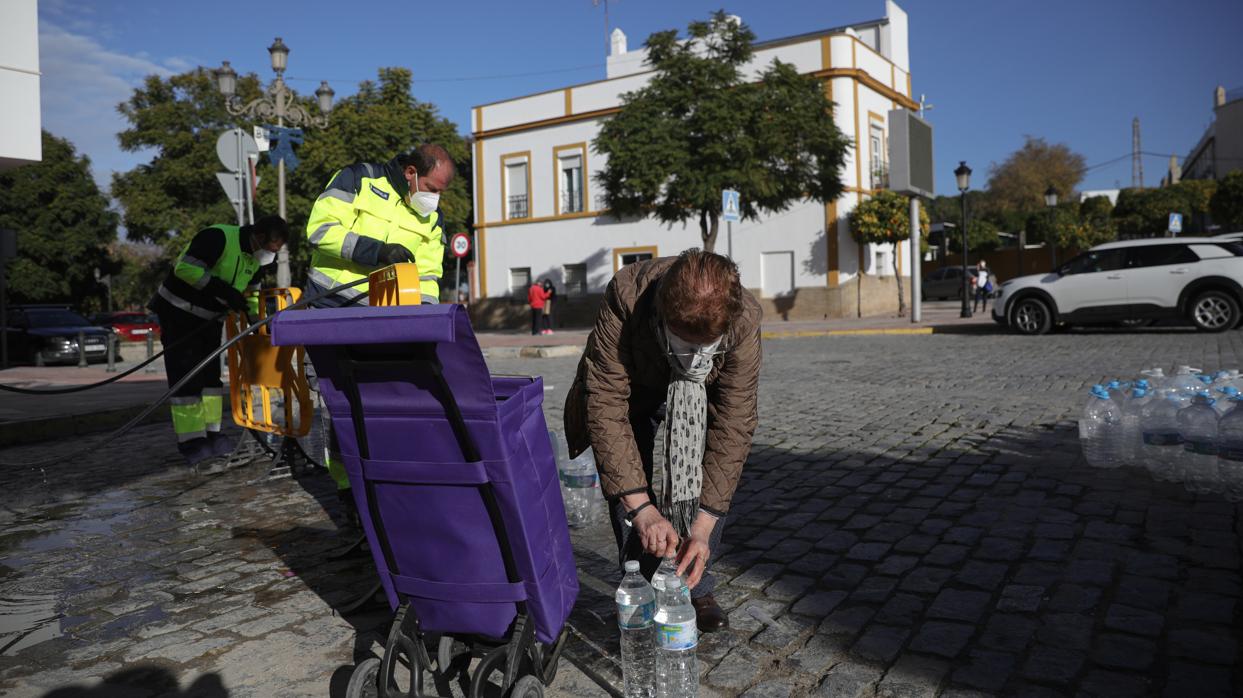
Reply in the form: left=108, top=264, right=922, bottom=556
left=528, top=278, right=549, bottom=335
left=973, top=259, right=992, bottom=314
left=542, top=278, right=557, bottom=335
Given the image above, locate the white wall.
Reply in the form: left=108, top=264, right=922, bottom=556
left=0, top=0, right=41, bottom=169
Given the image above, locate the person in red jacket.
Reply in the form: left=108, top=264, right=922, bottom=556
left=528, top=279, right=549, bottom=335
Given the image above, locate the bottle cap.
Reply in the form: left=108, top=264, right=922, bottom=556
left=1091, top=385, right=1110, bottom=399
left=1136, top=379, right=1150, bottom=390
left=624, top=560, right=640, bottom=572
left=1133, top=388, right=1147, bottom=398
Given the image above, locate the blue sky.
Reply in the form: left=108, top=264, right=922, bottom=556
left=38, top=0, right=1243, bottom=199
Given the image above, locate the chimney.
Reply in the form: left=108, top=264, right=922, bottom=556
left=1216, top=85, right=1227, bottom=108
left=610, top=28, right=627, bottom=56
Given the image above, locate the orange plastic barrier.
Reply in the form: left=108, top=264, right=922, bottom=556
left=226, top=288, right=311, bottom=437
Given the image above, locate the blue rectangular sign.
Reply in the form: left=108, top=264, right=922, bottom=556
left=722, top=189, right=741, bottom=223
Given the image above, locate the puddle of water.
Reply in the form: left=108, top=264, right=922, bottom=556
left=0, top=491, right=145, bottom=656
left=0, top=589, right=60, bottom=655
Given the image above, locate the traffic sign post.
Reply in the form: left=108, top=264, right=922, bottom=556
left=450, top=233, right=471, bottom=305
left=1168, top=213, right=1183, bottom=237
left=216, top=128, right=260, bottom=226
left=722, top=189, right=741, bottom=259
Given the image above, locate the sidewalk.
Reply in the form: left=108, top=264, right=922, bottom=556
left=0, top=301, right=995, bottom=446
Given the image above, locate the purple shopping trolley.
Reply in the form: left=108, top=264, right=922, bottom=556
left=271, top=303, right=578, bottom=698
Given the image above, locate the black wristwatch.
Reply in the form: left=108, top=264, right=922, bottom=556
left=623, top=501, right=653, bottom=527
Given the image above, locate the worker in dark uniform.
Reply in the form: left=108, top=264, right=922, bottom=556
left=149, top=216, right=289, bottom=465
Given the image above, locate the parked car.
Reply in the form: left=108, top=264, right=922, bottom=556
left=91, top=311, right=161, bottom=342
left=3, top=305, right=113, bottom=365
left=993, top=237, right=1243, bottom=335
left=922, top=266, right=980, bottom=300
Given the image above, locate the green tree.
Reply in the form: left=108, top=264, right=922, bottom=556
left=848, top=190, right=929, bottom=316
left=109, top=241, right=168, bottom=311
left=0, top=131, right=119, bottom=304
left=986, top=136, right=1086, bottom=216
left=925, top=193, right=1001, bottom=251
left=1211, top=171, right=1243, bottom=231
left=112, top=67, right=470, bottom=285
left=594, top=12, right=849, bottom=252
left=1112, top=187, right=1187, bottom=238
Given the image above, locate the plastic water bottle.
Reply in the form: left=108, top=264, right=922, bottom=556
left=1105, top=380, right=1131, bottom=406
left=1141, top=392, right=1185, bottom=481
left=1216, top=395, right=1243, bottom=502
left=1179, top=391, right=1220, bottom=494
left=653, top=568, right=698, bottom=698
left=1215, top=386, right=1240, bottom=415
left=1139, top=368, right=1166, bottom=391
left=1081, top=385, right=1122, bottom=468
left=1119, top=387, right=1150, bottom=467
left=616, top=560, right=656, bottom=698
left=561, top=448, right=600, bottom=527
left=1170, top=366, right=1203, bottom=407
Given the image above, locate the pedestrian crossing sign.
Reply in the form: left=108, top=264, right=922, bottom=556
left=722, top=189, right=741, bottom=222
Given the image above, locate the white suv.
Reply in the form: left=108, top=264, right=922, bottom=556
left=993, top=237, right=1243, bottom=334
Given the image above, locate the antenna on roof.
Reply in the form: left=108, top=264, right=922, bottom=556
left=593, top=0, right=618, bottom=59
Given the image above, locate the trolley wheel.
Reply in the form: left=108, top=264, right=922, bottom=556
left=345, top=657, right=380, bottom=698
left=508, top=675, right=545, bottom=698
left=469, top=646, right=510, bottom=698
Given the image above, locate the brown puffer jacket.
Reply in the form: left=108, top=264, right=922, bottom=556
left=563, top=257, right=762, bottom=516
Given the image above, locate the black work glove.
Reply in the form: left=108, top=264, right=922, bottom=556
left=378, top=243, right=414, bottom=265
left=207, top=278, right=248, bottom=313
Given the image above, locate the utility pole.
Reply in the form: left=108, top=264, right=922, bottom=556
left=1132, top=118, right=1144, bottom=189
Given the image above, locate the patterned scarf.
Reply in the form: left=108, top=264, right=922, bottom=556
left=657, top=323, right=720, bottom=537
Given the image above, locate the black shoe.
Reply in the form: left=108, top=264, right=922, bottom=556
left=177, top=437, right=215, bottom=466
left=207, top=432, right=235, bottom=457
left=691, top=594, right=729, bottom=633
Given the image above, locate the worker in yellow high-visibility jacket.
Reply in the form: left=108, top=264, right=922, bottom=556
left=304, top=143, right=455, bottom=307
left=303, top=144, right=456, bottom=507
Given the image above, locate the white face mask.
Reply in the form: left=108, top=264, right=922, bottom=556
left=664, top=327, right=723, bottom=376
left=409, top=172, right=440, bottom=216
left=253, top=248, right=276, bottom=266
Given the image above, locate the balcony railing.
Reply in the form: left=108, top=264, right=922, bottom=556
left=561, top=190, right=583, bottom=214
left=508, top=194, right=529, bottom=219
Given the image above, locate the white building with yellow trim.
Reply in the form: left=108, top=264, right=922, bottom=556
left=469, top=1, right=917, bottom=326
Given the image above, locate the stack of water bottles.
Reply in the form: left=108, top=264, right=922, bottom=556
left=615, top=558, right=698, bottom=698
left=548, top=430, right=606, bottom=527
left=1080, top=365, right=1243, bottom=501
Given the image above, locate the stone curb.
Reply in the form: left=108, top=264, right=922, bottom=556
left=0, top=403, right=171, bottom=448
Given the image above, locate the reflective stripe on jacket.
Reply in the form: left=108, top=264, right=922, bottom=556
left=305, top=160, right=444, bottom=304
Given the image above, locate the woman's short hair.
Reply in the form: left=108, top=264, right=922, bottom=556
left=657, top=249, right=743, bottom=341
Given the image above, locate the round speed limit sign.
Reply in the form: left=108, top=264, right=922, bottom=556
left=450, top=233, right=471, bottom=258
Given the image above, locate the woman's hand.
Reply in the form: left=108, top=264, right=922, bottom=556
left=632, top=506, right=680, bottom=558
left=675, top=512, right=717, bottom=589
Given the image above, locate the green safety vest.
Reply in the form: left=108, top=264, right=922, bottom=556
left=157, top=224, right=261, bottom=318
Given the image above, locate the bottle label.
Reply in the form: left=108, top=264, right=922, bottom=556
left=1143, top=431, right=1183, bottom=446
left=617, top=601, right=654, bottom=629
left=656, top=619, right=698, bottom=650
left=1184, top=439, right=1218, bottom=455
left=561, top=471, right=599, bottom=489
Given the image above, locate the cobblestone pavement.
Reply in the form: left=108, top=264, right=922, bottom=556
left=2, top=329, right=1242, bottom=696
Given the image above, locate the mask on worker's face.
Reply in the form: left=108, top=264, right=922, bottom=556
left=409, top=172, right=440, bottom=216
left=253, top=248, right=276, bottom=266
left=663, top=326, right=723, bottom=377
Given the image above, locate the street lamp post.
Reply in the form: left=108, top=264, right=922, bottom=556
left=214, top=38, right=334, bottom=288
left=955, top=161, right=972, bottom=319
left=1044, top=185, right=1059, bottom=269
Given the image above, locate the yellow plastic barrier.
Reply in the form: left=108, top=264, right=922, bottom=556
left=226, top=288, right=311, bottom=437
left=368, top=262, right=421, bottom=306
